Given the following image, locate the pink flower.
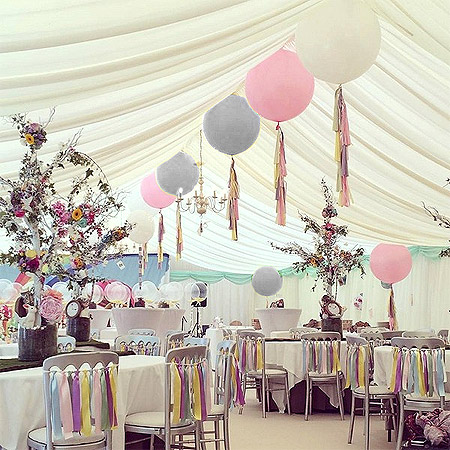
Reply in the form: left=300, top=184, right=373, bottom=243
left=14, top=209, right=25, bottom=217
left=39, top=289, right=64, bottom=324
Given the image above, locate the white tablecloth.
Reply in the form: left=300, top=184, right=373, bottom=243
left=255, top=309, right=302, bottom=336
left=0, top=355, right=165, bottom=450
left=265, top=340, right=347, bottom=410
left=0, top=343, right=18, bottom=357
left=373, top=346, right=450, bottom=391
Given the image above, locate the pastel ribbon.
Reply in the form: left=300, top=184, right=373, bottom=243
left=59, top=371, right=74, bottom=439
left=226, top=157, right=240, bottom=241
left=274, top=122, right=287, bottom=226
left=50, top=372, right=64, bottom=440
left=81, top=370, right=92, bottom=436
left=72, top=371, right=81, bottom=432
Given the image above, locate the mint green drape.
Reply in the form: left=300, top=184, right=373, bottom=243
left=170, top=246, right=448, bottom=285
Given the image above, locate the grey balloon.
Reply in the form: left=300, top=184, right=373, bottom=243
left=203, top=95, right=260, bottom=155
left=251, top=266, right=283, bottom=296
left=156, top=151, right=199, bottom=196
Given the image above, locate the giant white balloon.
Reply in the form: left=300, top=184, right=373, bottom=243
left=127, top=210, right=155, bottom=244
left=295, top=0, right=381, bottom=84
left=203, top=95, right=260, bottom=155
left=156, top=152, right=199, bottom=196
left=251, top=267, right=283, bottom=296
left=132, top=281, right=159, bottom=301
left=82, top=283, right=103, bottom=304
left=164, top=282, right=184, bottom=301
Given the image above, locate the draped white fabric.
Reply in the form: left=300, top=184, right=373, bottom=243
left=0, top=1, right=449, bottom=273
left=174, top=255, right=450, bottom=332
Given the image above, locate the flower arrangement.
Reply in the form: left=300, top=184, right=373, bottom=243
left=0, top=110, right=130, bottom=330
left=272, top=180, right=365, bottom=318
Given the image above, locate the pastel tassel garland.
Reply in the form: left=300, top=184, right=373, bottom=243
left=157, top=211, right=164, bottom=268
left=388, top=287, right=398, bottom=331
left=176, top=200, right=183, bottom=261
left=226, top=157, right=239, bottom=241
left=333, top=85, right=353, bottom=207
left=274, top=123, right=287, bottom=225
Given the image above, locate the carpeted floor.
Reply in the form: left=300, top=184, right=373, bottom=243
left=126, top=391, right=397, bottom=449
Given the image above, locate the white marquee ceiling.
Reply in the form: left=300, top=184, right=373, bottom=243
left=0, top=0, right=449, bottom=272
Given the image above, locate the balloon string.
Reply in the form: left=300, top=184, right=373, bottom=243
left=226, top=157, right=239, bottom=241
left=176, top=201, right=183, bottom=261
left=333, top=86, right=353, bottom=207
left=388, top=286, right=398, bottom=331
left=274, top=122, right=287, bottom=225
left=158, top=212, right=165, bottom=269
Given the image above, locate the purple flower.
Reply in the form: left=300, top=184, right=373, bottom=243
left=26, top=257, right=40, bottom=272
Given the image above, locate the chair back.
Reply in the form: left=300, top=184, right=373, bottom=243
left=166, top=331, right=187, bottom=353
left=390, top=337, right=446, bottom=401
left=128, top=328, right=156, bottom=336
left=379, top=330, right=403, bottom=339
left=300, top=332, right=341, bottom=375
left=289, top=327, right=318, bottom=339
left=184, top=337, right=210, bottom=347
left=214, top=341, right=244, bottom=415
left=115, top=335, right=161, bottom=356
left=165, top=346, right=210, bottom=433
left=402, top=330, right=437, bottom=338
left=437, top=329, right=449, bottom=343
left=56, top=336, right=76, bottom=353
left=222, top=328, right=233, bottom=339
left=42, top=352, right=119, bottom=449
left=236, top=330, right=265, bottom=374
left=357, top=326, right=388, bottom=333
left=345, top=335, right=370, bottom=394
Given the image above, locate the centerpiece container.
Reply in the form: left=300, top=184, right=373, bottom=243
left=18, top=323, right=57, bottom=361
left=67, top=316, right=91, bottom=342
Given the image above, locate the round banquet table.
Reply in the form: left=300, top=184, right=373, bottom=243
left=373, top=346, right=450, bottom=392
left=264, top=340, right=347, bottom=411
left=0, top=355, right=165, bottom=450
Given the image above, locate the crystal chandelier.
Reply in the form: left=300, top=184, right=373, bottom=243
left=176, top=130, right=227, bottom=234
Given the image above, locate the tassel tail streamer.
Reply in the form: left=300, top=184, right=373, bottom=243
left=158, top=212, right=165, bottom=269
left=176, top=201, right=183, bottom=261
left=226, top=157, right=240, bottom=241
left=333, top=86, right=352, bottom=207
left=388, top=287, right=398, bottom=331
left=274, top=123, right=287, bottom=226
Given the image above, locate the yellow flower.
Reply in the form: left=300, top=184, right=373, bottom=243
left=72, top=208, right=83, bottom=221
left=25, top=134, right=35, bottom=145
left=25, top=249, right=37, bottom=258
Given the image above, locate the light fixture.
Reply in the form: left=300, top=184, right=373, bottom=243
left=176, top=130, right=227, bottom=234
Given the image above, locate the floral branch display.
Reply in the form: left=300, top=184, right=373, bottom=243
left=0, top=112, right=129, bottom=359
left=272, top=180, right=365, bottom=333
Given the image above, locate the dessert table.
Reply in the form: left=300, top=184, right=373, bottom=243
left=265, top=339, right=347, bottom=411
left=0, top=355, right=165, bottom=450
left=255, top=308, right=302, bottom=336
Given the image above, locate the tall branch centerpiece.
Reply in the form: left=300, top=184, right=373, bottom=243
left=272, top=180, right=365, bottom=335
left=0, top=112, right=129, bottom=359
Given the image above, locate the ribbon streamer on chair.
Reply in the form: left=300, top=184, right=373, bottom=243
left=226, top=157, right=239, bottom=241
left=333, top=85, right=352, bottom=207
left=388, top=287, right=398, bottom=331
left=176, top=200, right=183, bottom=261
left=274, top=122, right=287, bottom=226
left=157, top=211, right=165, bottom=269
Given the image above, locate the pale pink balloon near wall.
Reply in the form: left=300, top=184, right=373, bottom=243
left=245, top=48, right=315, bottom=122
left=140, top=171, right=175, bottom=209
left=369, top=244, right=412, bottom=284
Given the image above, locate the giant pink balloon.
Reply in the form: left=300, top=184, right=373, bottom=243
left=370, top=244, right=412, bottom=284
left=140, top=172, right=175, bottom=209
left=245, top=49, right=315, bottom=122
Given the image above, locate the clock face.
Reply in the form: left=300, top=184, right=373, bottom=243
left=327, top=302, right=341, bottom=317
left=66, top=300, right=81, bottom=319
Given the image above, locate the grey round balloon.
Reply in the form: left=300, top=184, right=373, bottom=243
left=203, top=95, right=260, bottom=155
left=251, top=266, right=283, bottom=296
left=156, top=152, right=199, bottom=196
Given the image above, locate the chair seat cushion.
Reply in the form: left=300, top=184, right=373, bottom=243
left=405, top=392, right=450, bottom=402
left=126, top=411, right=193, bottom=428
left=354, top=385, right=394, bottom=396
left=28, top=427, right=105, bottom=446
left=247, top=368, right=287, bottom=377
left=208, top=404, right=225, bottom=416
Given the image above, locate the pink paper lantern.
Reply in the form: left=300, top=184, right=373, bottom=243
left=369, top=244, right=412, bottom=284
left=140, top=172, right=175, bottom=209
left=245, top=49, right=315, bottom=122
